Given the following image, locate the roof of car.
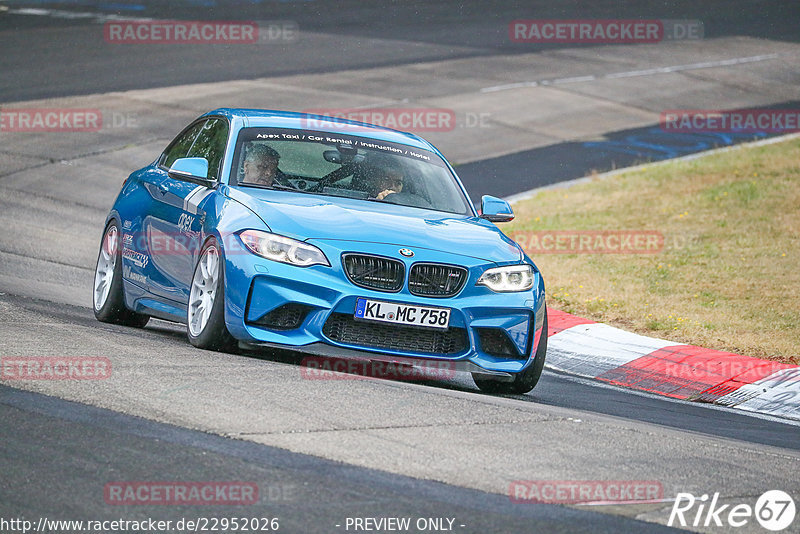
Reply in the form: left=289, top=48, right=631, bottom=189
left=202, top=108, right=438, bottom=152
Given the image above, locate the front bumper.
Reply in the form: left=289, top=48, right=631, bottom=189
left=223, top=240, right=545, bottom=375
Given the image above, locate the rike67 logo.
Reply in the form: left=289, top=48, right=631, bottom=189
left=668, top=490, right=796, bottom=531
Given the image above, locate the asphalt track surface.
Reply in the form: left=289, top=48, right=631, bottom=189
left=2, top=1, right=798, bottom=102
left=1, top=2, right=800, bottom=533
left=1, top=384, right=681, bottom=534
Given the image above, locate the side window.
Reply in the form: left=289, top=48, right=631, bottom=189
left=161, top=121, right=206, bottom=169
left=186, top=118, right=229, bottom=181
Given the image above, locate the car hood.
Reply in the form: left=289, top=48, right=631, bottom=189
left=226, top=188, right=522, bottom=263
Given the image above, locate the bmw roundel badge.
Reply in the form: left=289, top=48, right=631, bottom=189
left=399, top=248, right=414, bottom=257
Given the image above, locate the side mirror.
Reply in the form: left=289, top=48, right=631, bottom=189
left=168, top=157, right=210, bottom=183
left=480, top=195, right=514, bottom=222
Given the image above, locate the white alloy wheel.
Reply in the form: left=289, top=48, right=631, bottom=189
left=188, top=244, right=220, bottom=336
left=93, top=225, right=118, bottom=311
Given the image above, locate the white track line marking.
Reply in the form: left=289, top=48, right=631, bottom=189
left=481, top=54, right=780, bottom=93
left=7, top=8, right=153, bottom=23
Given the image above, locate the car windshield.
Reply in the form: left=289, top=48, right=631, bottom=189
left=232, top=127, right=474, bottom=216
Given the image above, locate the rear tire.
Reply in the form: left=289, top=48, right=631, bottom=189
left=92, top=220, right=150, bottom=328
left=473, top=308, right=548, bottom=395
left=187, top=237, right=237, bottom=352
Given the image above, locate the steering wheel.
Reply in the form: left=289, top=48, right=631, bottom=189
left=318, top=163, right=358, bottom=189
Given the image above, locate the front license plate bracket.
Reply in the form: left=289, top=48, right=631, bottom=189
left=354, top=298, right=451, bottom=330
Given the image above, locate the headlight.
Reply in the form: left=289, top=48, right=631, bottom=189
left=239, top=230, right=330, bottom=267
left=477, top=264, right=534, bottom=292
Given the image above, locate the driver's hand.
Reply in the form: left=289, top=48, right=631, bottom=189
left=376, top=189, right=396, bottom=200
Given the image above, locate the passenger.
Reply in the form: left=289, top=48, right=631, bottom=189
left=369, top=163, right=405, bottom=200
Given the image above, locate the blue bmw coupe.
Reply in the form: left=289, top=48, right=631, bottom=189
left=93, top=108, right=547, bottom=393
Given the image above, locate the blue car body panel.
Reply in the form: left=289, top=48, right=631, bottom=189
left=104, top=108, right=546, bottom=375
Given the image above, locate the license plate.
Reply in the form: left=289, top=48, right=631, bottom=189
left=354, top=298, right=450, bottom=329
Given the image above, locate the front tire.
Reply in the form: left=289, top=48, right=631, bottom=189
left=473, top=308, right=548, bottom=395
left=93, top=220, right=149, bottom=327
left=187, top=237, right=237, bottom=352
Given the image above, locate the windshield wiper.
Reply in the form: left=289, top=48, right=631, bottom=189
left=269, top=183, right=300, bottom=191
left=241, top=182, right=313, bottom=194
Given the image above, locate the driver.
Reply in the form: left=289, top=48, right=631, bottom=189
left=242, top=144, right=286, bottom=186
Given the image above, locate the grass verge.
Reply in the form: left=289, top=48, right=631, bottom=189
left=506, top=137, right=800, bottom=365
